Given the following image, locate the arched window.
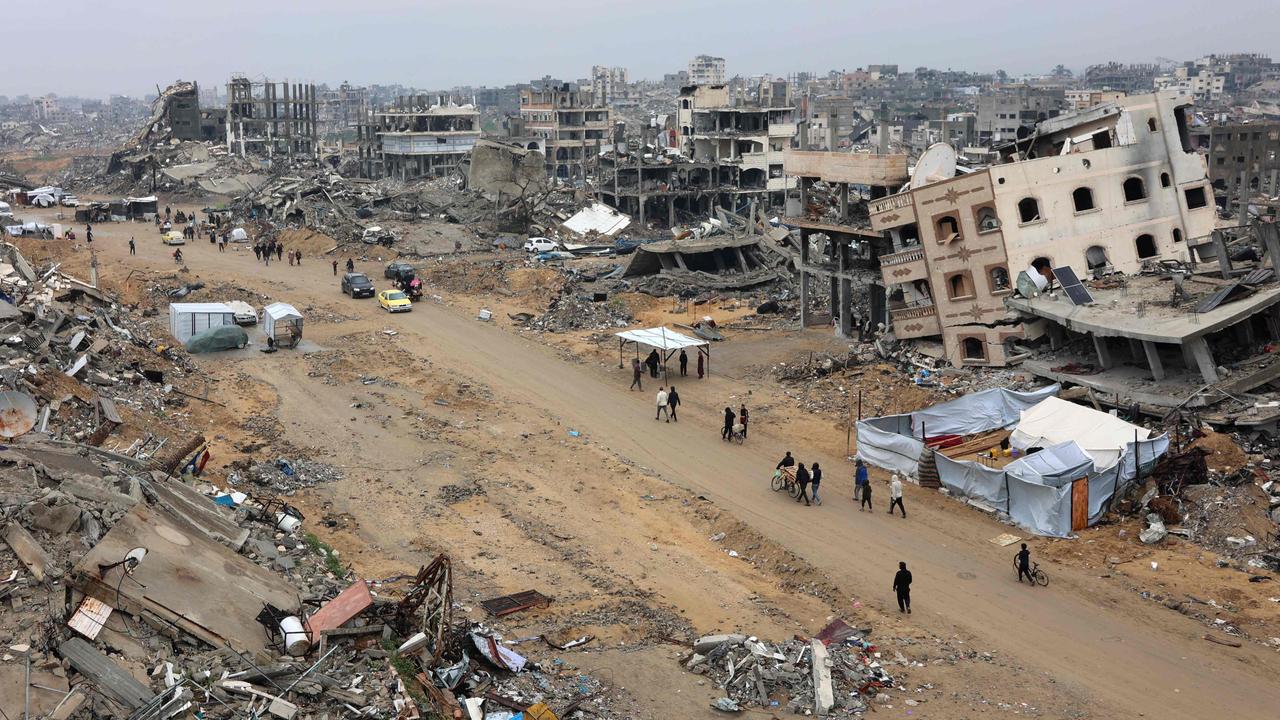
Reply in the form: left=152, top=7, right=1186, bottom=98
left=1135, top=233, right=1158, bottom=259
left=948, top=272, right=974, bottom=300
left=1147, top=117, right=1158, bottom=132
left=989, top=266, right=1010, bottom=292
left=1072, top=187, right=1096, bottom=212
left=1123, top=176, right=1147, bottom=202
left=975, top=206, right=1000, bottom=232
left=962, top=337, right=985, bottom=360
left=1160, top=172, right=1171, bottom=188
left=1086, top=246, right=1110, bottom=270
left=936, top=215, right=960, bottom=243
left=1017, top=197, right=1041, bottom=223
left=1172, top=228, right=1183, bottom=243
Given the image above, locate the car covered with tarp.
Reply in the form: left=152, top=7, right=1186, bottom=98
left=184, top=324, right=249, bottom=353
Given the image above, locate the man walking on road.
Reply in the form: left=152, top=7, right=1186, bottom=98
left=888, top=473, right=906, bottom=518
left=810, top=462, right=823, bottom=505
left=667, top=386, right=680, bottom=422
left=630, top=358, right=643, bottom=391
left=893, top=562, right=912, bottom=613
left=332, top=259, right=339, bottom=276
left=128, top=237, right=136, bottom=255
left=346, top=258, right=355, bottom=273
left=655, top=387, right=669, bottom=421
left=739, top=405, right=749, bottom=438
left=794, top=463, right=812, bottom=506
left=860, top=473, right=873, bottom=511
left=722, top=407, right=737, bottom=440
left=679, top=349, right=688, bottom=376
left=1016, top=543, right=1034, bottom=585
left=854, top=459, right=868, bottom=501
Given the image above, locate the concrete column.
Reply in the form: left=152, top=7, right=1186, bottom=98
left=638, top=196, right=645, bottom=227
left=798, top=177, right=808, bottom=213
left=837, top=242, right=852, bottom=336
left=672, top=252, right=688, bottom=271
left=799, top=234, right=811, bottom=328
left=830, top=276, right=839, bottom=321
left=1093, top=335, right=1116, bottom=370
left=1142, top=341, right=1165, bottom=381
left=734, top=247, right=749, bottom=272
left=668, top=196, right=675, bottom=227
left=1047, top=324, right=1066, bottom=351
left=1211, top=230, right=1234, bottom=279
left=838, top=182, right=849, bottom=224
left=1186, top=337, right=1219, bottom=383
left=1258, top=221, right=1280, bottom=269
left=1126, top=338, right=1143, bottom=363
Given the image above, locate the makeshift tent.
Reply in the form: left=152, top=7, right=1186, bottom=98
left=263, top=302, right=303, bottom=348
left=1010, top=396, right=1150, bottom=470
left=229, top=228, right=249, bottom=242
left=615, top=327, right=709, bottom=381
left=856, top=385, right=1169, bottom=537
left=169, top=303, right=235, bottom=344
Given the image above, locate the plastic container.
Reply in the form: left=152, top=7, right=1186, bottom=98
left=280, top=616, right=310, bottom=656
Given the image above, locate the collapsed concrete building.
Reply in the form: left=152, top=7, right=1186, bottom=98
left=519, top=84, right=612, bottom=182
left=870, top=91, right=1217, bottom=367
left=1191, top=119, right=1280, bottom=216
left=226, top=76, right=318, bottom=159
left=357, top=95, right=480, bottom=180
left=676, top=85, right=798, bottom=203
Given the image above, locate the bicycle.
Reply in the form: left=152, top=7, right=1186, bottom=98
left=730, top=423, right=746, bottom=444
left=1013, top=555, right=1049, bottom=586
left=770, top=468, right=800, bottom=499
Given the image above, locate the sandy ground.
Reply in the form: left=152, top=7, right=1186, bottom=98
left=13, top=199, right=1280, bottom=718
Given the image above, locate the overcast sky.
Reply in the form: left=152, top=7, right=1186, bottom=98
left=4, top=0, right=1278, bottom=98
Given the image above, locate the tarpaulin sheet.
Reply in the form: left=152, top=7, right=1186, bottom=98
left=856, top=416, right=922, bottom=477
left=1004, top=442, right=1094, bottom=488
left=936, top=452, right=1007, bottom=506
left=909, top=385, right=1059, bottom=437
left=1007, top=474, right=1074, bottom=538
left=1010, top=396, right=1150, bottom=470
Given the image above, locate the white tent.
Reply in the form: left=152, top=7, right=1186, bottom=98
left=1010, top=396, right=1150, bottom=470
left=263, top=302, right=303, bottom=348
left=169, top=303, right=235, bottom=344
left=615, top=327, right=709, bottom=379
left=229, top=227, right=249, bottom=242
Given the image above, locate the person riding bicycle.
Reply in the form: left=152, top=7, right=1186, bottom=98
left=776, top=451, right=795, bottom=470
left=173, top=248, right=183, bottom=264
left=1016, top=543, right=1033, bottom=584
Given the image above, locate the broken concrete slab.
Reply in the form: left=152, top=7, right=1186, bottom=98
left=144, top=472, right=250, bottom=551
left=30, top=502, right=82, bottom=533
left=693, top=633, right=747, bottom=654
left=59, top=478, right=137, bottom=510
left=73, top=505, right=297, bottom=654
left=0, top=663, right=70, bottom=719
left=810, top=638, right=834, bottom=716
left=58, top=636, right=154, bottom=711
left=4, top=521, right=61, bottom=581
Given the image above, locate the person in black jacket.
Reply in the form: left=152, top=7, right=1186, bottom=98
left=1016, top=543, right=1033, bottom=585
left=810, top=462, right=823, bottom=505
left=667, top=386, right=680, bottom=422
left=722, top=407, right=736, bottom=440
left=775, top=451, right=794, bottom=469
left=645, top=349, right=660, bottom=378
left=794, top=463, right=812, bottom=506
left=893, top=562, right=912, bottom=613
left=679, top=349, right=688, bottom=376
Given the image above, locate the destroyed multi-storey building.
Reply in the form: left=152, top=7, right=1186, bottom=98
left=1083, top=62, right=1161, bottom=94
left=357, top=95, right=480, bottom=180
left=976, top=86, right=1067, bottom=144
left=591, top=65, right=630, bottom=106
left=676, top=84, right=798, bottom=199
left=226, top=76, right=318, bottom=159
left=785, top=149, right=910, bottom=335
left=519, top=84, right=612, bottom=182
left=318, top=81, right=369, bottom=138
left=870, top=91, right=1217, bottom=367
left=1191, top=119, right=1280, bottom=207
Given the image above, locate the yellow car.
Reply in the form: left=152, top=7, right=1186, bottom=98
left=162, top=230, right=186, bottom=245
left=377, top=289, right=413, bottom=313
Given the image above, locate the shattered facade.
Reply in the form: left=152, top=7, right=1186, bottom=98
left=226, top=76, right=318, bottom=159
left=871, top=91, right=1217, bottom=367
left=676, top=85, right=799, bottom=198
left=519, top=84, right=612, bottom=182
left=357, top=95, right=480, bottom=180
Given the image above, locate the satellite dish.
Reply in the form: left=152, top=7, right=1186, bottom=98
left=910, top=143, right=957, bottom=189
left=124, top=547, right=148, bottom=570
left=0, top=391, right=37, bottom=438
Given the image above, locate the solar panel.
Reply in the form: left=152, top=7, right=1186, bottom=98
left=1051, top=265, right=1094, bottom=306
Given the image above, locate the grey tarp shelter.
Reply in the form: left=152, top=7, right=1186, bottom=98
left=169, top=302, right=235, bottom=344
left=615, top=327, right=710, bottom=382
left=262, top=302, right=303, bottom=348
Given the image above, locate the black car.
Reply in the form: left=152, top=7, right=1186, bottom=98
left=341, top=272, right=375, bottom=298
left=384, top=261, right=415, bottom=282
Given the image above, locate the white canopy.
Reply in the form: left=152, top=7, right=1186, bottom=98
left=230, top=227, right=249, bottom=241
left=263, top=302, right=303, bottom=347
left=1010, top=396, right=1150, bottom=470
left=169, top=302, right=235, bottom=344
left=615, top=327, right=706, bottom=351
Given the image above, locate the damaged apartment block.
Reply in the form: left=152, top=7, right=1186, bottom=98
left=226, top=75, right=318, bottom=159
left=519, top=84, right=612, bottom=183
left=870, top=90, right=1217, bottom=368
left=357, top=94, right=480, bottom=180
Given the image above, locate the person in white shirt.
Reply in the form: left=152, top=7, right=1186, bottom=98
left=655, top=387, right=669, bottom=421
left=888, top=473, right=906, bottom=518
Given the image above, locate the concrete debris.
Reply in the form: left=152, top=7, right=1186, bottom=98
left=682, top=627, right=892, bottom=714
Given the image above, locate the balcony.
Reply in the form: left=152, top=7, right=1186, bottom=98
left=889, top=304, right=940, bottom=339
left=879, top=247, right=928, bottom=282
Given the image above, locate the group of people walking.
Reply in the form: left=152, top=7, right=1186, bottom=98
left=253, top=240, right=288, bottom=265
left=854, top=459, right=906, bottom=517
left=775, top=451, right=823, bottom=506
left=654, top=386, right=681, bottom=422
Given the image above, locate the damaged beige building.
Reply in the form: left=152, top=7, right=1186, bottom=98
left=357, top=95, right=480, bottom=180
left=871, top=91, right=1217, bottom=366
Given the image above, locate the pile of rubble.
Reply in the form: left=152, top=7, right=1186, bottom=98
left=683, top=623, right=894, bottom=715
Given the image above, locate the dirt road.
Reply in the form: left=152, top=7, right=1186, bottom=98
left=45, top=215, right=1280, bottom=718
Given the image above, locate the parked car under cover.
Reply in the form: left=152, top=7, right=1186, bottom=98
left=184, top=325, right=249, bottom=353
